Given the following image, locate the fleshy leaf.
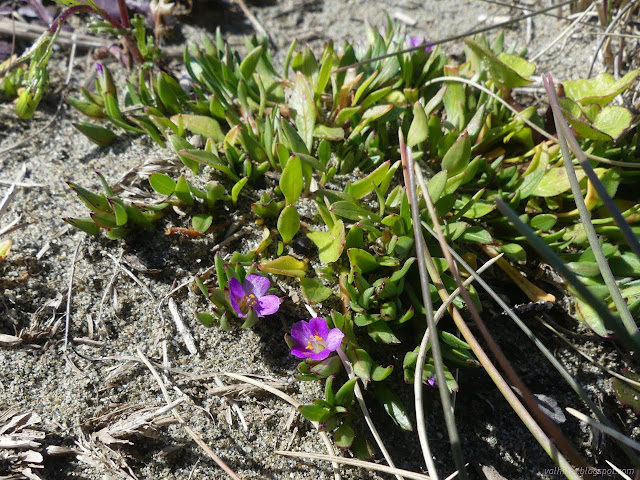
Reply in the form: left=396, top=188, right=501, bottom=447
left=259, top=255, right=307, bottom=277
left=149, top=173, right=176, bottom=195
left=441, top=132, right=470, bottom=177
left=407, top=101, right=428, bottom=147
left=348, top=248, right=379, bottom=274
left=277, top=205, right=301, bottom=243
left=171, top=114, right=224, bottom=142
left=289, top=72, right=316, bottom=151
left=334, top=422, right=355, bottom=449
left=613, top=371, right=640, bottom=414
left=280, top=156, right=303, bottom=205
left=0, top=239, right=12, bottom=262
left=465, top=40, right=533, bottom=88
left=375, top=386, right=413, bottom=431
left=192, top=214, right=213, bottom=233
left=300, top=277, right=332, bottom=304
left=307, top=220, right=346, bottom=264
left=563, top=70, right=639, bottom=107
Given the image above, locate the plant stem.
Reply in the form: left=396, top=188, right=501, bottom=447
left=117, top=0, right=131, bottom=28
left=335, top=347, right=406, bottom=480
left=48, top=5, right=94, bottom=34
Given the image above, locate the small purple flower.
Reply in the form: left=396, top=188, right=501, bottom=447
left=290, top=317, right=344, bottom=361
left=427, top=376, right=437, bottom=387
left=405, top=35, right=433, bottom=53
left=228, top=274, right=281, bottom=318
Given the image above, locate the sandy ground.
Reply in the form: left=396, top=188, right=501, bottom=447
left=1, top=1, right=638, bottom=479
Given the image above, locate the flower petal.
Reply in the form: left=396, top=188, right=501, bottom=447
left=325, top=328, right=345, bottom=351
left=290, top=320, right=312, bottom=345
left=244, top=274, right=270, bottom=298
left=228, top=277, right=245, bottom=299
left=309, top=349, right=331, bottom=361
left=291, top=345, right=311, bottom=358
left=256, top=295, right=281, bottom=317
left=307, top=317, right=330, bottom=338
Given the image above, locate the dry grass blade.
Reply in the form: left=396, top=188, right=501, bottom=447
left=63, top=237, right=83, bottom=352
left=136, top=348, right=244, bottom=480
left=540, top=315, right=640, bottom=389
left=0, top=408, right=46, bottom=479
left=605, top=460, right=634, bottom=480
left=221, top=372, right=342, bottom=480
left=93, top=398, right=184, bottom=446
left=274, top=450, right=438, bottom=480
left=0, top=165, right=26, bottom=222
left=0, top=16, right=109, bottom=51
left=566, top=408, right=640, bottom=453
left=401, top=135, right=455, bottom=480
left=530, top=2, right=596, bottom=61
left=413, top=254, right=503, bottom=480
left=167, top=297, right=198, bottom=355
left=411, top=164, right=587, bottom=478
left=74, top=428, right=138, bottom=480
left=587, top=0, right=640, bottom=77
left=332, top=0, right=575, bottom=73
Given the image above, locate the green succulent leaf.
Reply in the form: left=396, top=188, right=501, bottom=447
left=171, top=114, right=225, bottom=142
left=149, top=173, right=176, bottom=195
left=407, top=101, right=428, bottom=147
left=300, top=277, right=332, bottom=304
left=307, top=220, right=346, bottom=264
left=334, top=378, right=358, bottom=407
left=375, top=386, right=413, bottom=431
left=64, top=216, right=101, bottom=236
left=280, top=156, right=303, bottom=205
left=299, top=404, right=331, bottom=423
left=592, top=106, right=632, bottom=139
left=330, top=201, right=382, bottom=223
left=259, top=255, right=307, bottom=277
left=563, top=70, right=639, bottom=107
left=367, top=321, right=401, bottom=344
left=192, top=214, right=213, bottom=233
left=345, top=161, right=391, bottom=200
left=72, top=122, right=117, bottom=146
left=532, top=167, right=586, bottom=197
left=277, top=205, right=301, bottom=243
left=465, top=40, right=533, bottom=88
left=289, top=72, right=317, bottom=151
left=441, top=131, right=471, bottom=177
left=348, top=248, right=379, bottom=274
left=334, top=422, right=355, bottom=448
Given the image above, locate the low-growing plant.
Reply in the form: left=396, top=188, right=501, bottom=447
left=0, top=0, right=163, bottom=118
left=59, top=14, right=640, bottom=478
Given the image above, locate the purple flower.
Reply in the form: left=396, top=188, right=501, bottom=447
left=405, top=35, right=433, bottom=53
left=427, top=376, right=437, bottom=387
left=290, top=317, right=344, bottom=361
left=228, top=274, right=281, bottom=318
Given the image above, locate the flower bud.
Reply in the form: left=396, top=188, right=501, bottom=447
left=379, top=301, right=397, bottom=320
left=95, top=62, right=116, bottom=96
left=15, top=88, right=37, bottom=119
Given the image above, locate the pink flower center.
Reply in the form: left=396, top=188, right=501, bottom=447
left=237, top=293, right=257, bottom=314
left=305, top=333, right=327, bottom=354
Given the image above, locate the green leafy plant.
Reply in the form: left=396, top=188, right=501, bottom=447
left=61, top=15, right=640, bottom=475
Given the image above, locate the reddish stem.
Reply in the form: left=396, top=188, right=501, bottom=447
left=48, top=5, right=94, bottom=34
left=117, top=0, right=131, bottom=28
